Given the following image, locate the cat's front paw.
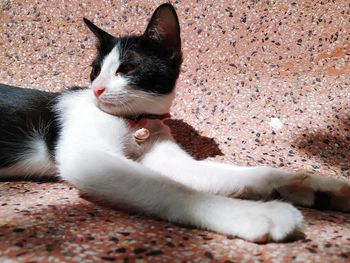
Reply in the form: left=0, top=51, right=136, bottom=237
left=275, top=173, right=350, bottom=212
left=171, top=196, right=303, bottom=244
left=233, top=201, right=303, bottom=243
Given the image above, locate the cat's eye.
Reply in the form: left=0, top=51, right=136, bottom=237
left=116, top=63, right=135, bottom=75
left=90, top=66, right=101, bottom=81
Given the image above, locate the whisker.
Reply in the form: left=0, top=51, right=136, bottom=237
left=126, top=93, right=157, bottom=103
left=119, top=99, right=136, bottom=115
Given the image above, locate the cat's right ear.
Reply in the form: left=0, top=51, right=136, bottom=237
left=83, top=18, right=114, bottom=43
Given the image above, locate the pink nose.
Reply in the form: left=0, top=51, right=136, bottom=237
left=93, top=87, right=105, bottom=98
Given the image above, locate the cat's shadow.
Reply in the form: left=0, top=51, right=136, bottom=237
left=165, top=119, right=223, bottom=160
left=292, top=115, right=349, bottom=176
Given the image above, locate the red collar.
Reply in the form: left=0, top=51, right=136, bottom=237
left=126, top=113, right=171, bottom=128
left=126, top=113, right=171, bottom=122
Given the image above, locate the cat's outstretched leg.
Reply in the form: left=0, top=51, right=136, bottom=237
left=58, top=148, right=303, bottom=243
left=141, top=140, right=350, bottom=212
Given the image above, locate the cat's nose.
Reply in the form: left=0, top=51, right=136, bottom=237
left=93, top=87, right=105, bottom=98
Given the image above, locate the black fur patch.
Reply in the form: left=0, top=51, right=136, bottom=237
left=122, top=35, right=182, bottom=94
left=313, top=191, right=332, bottom=210
left=0, top=84, right=60, bottom=167
left=271, top=189, right=282, bottom=199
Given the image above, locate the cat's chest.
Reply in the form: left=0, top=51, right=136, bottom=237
left=58, top=113, right=125, bottom=155
left=60, top=115, right=169, bottom=161
left=56, top=93, right=171, bottom=160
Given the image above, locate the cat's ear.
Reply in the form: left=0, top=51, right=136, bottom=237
left=144, top=4, right=181, bottom=51
left=83, top=18, right=114, bottom=43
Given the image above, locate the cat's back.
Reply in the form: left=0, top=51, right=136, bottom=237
left=0, top=84, right=60, bottom=174
left=0, top=84, right=60, bottom=137
left=0, top=83, right=59, bottom=116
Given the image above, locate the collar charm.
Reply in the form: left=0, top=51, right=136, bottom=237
left=134, top=128, right=150, bottom=144
left=126, top=113, right=171, bottom=145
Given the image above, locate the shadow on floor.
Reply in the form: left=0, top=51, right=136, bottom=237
left=0, top=199, right=225, bottom=261
left=0, top=175, right=60, bottom=182
left=292, top=115, right=350, bottom=176
left=2, top=187, right=321, bottom=262
left=165, top=119, right=223, bottom=160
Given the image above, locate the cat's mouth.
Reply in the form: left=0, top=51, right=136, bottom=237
left=98, top=98, right=135, bottom=107
left=96, top=98, right=137, bottom=116
left=93, top=90, right=175, bottom=118
left=98, top=101, right=116, bottom=107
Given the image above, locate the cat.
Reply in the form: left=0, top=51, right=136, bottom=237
left=0, top=3, right=349, bottom=243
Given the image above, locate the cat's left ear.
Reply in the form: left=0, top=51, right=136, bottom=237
left=83, top=18, right=114, bottom=43
left=144, top=4, right=181, bottom=52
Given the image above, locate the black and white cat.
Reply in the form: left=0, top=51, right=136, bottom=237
left=0, top=4, right=349, bottom=243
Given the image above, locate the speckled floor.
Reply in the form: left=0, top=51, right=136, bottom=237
left=1, top=0, right=349, bottom=262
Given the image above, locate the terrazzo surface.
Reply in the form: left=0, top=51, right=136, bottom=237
left=1, top=0, right=349, bottom=262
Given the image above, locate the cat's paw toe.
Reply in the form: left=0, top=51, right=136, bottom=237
left=264, top=201, right=303, bottom=241
left=276, top=174, right=350, bottom=212
left=235, top=201, right=303, bottom=243
left=326, top=183, right=350, bottom=212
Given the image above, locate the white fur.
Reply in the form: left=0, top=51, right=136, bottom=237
left=91, top=46, right=127, bottom=94
left=0, top=137, right=55, bottom=177
left=142, top=141, right=350, bottom=211
left=55, top=89, right=130, bottom=160
left=55, top=102, right=303, bottom=242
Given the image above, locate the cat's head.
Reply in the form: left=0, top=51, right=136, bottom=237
left=84, top=3, right=182, bottom=117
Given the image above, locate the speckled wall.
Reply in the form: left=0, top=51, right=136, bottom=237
left=1, top=1, right=349, bottom=262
